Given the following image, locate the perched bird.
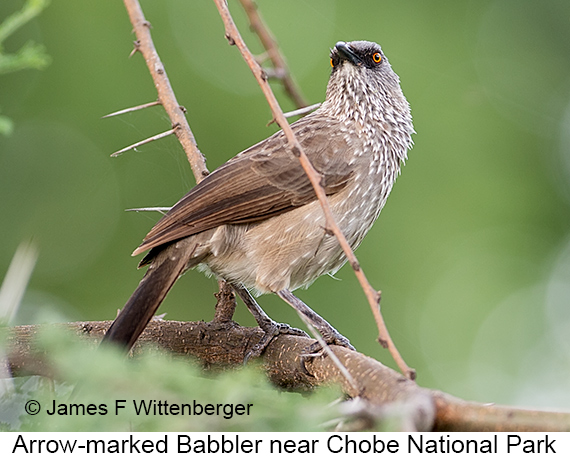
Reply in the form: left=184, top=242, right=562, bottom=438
left=103, top=40, right=414, bottom=355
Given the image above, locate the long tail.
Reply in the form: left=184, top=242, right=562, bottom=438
left=102, top=244, right=194, bottom=350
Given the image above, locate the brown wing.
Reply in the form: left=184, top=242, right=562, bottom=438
left=133, top=115, right=356, bottom=257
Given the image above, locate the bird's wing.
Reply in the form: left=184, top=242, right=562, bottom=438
left=133, top=115, right=356, bottom=256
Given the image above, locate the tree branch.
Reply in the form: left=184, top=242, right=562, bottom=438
left=237, top=0, right=308, bottom=109
left=5, top=321, right=570, bottom=432
left=121, top=0, right=209, bottom=182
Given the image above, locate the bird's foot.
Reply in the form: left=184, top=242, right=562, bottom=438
left=244, top=321, right=308, bottom=363
left=303, top=328, right=355, bottom=355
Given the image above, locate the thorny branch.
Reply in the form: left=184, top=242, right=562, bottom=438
left=118, top=0, right=243, bottom=331
left=120, top=0, right=208, bottom=182
left=6, top=320, right=570, bottom=432
left=212, top=0, right=415, bottom=380
left=237, top=0, right=308, bottom=109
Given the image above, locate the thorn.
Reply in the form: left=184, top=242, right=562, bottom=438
left=322, top=226, right=335, bottom=237
left=129, top=40, right=141, bottom=58
left=225, top=33, right=235, bottom=46
left=290, top=145, right=302, bottom=158
left=254, top=51, right=269, bottom=65
left=267, top=104, right=320, bottom=126
left=376, top=290, right=382, bottom=304
left=282, top=103, right=321, bottom=119
left=102, top=101, right=161, bottom=119
left=151, top=313, right=166, bottom=321
left=110, top=128, right=176, bottom=157
left=377, top=336, right=388, bottom=349
left=264, top=67, right=287, bottom=80
left=125, top=207, right=172, bottom=215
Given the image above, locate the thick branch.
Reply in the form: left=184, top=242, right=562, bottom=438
left=432, top=391, right=570, bottom=432
left=5, top=320, right=570, bottom=432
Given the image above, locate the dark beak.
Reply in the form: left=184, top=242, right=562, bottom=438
left=334, top=41, right=362, bottom=66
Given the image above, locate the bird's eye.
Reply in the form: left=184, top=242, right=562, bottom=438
left=330, top=58, right=334, bottom=67
left=372, top=52, right=382, bottom=63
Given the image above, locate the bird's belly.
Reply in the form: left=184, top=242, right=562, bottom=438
left=202, top=178, right=389, bottom=295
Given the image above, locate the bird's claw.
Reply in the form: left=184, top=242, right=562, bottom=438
left=244, top=322, right=308, bottom=363
left=302, top=332, right=355, bottom=355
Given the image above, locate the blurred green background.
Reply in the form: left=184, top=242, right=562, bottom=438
left=1, top=0, right=569, bottom=410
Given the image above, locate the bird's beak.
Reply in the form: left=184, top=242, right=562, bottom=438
left=334, top=41, right=362, bottom=66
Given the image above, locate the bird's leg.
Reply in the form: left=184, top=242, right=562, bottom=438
left=277, top=289, right=355, bottom=352
left=233, top=285, right=307, bottom=360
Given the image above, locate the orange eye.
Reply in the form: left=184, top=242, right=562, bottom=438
left=372, top=52, right=382, bottom=63
left=330, top=58, right=334, bottom=67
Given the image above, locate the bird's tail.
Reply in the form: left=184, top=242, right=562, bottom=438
left=102, top=245, right=194, bottom=350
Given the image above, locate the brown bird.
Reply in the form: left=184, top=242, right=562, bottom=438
left=103, top=40, right=414, bottom=355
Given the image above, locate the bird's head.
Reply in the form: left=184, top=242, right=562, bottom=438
left=330, top=40, right=385, bottom=71
left=327, top=40, right=401, bottom=100
left=322, top=40, right=414, bottom=158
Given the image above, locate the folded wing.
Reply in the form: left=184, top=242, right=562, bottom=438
left=133, top=115, right=356, bottom=257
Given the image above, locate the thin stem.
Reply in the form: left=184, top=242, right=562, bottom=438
left=237, top=0, right=308, bottom=109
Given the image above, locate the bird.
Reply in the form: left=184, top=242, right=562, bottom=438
left=102, top=40, right=414, bottom=356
